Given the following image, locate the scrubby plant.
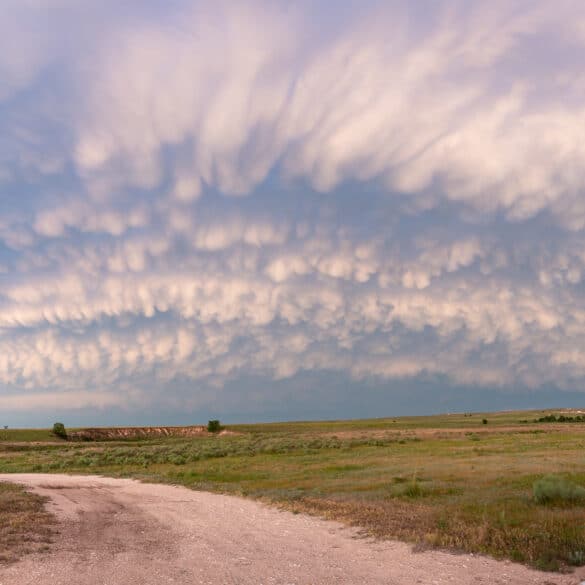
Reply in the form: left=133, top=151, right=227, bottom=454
left=52, top=422, right=67, bottom=440
left=169, top=454, right=187, bottom=465
left=533, top=475, right=585, bottom=505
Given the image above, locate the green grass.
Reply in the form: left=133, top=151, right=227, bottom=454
left=0, top=428, right=61, bottom=442
left=1, top=408, right=585, bottom=571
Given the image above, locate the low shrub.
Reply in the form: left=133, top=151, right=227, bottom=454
left=533, top=475, right=585, bottom=505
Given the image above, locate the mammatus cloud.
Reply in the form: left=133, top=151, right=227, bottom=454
left=1, top=0, right=585, bottom=417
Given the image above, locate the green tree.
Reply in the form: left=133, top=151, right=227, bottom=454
left=207, top=420, right=221, bottom=433
left=52, top=422, right=67, bottom=439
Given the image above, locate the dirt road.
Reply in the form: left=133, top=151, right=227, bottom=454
left=0, top=474, right=583, bottom=585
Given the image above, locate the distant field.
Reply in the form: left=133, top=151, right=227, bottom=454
left=0, top=428, right=57, bottom=442
left=1, top=408, right=585, bottom=571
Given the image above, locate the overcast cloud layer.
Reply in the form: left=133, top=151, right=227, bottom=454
left=1, top=0, right=585, bottom=424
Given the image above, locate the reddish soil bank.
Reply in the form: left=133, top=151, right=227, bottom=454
left=67, top=425, right=209, bottom=440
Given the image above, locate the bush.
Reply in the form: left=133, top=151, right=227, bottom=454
left=533, top=475, right=585, bottom=505
left=207, top=420, right=222, bottom=433
left=482, top=418, right=488, bottom=425
left=403, top=479, right=424, bottom=498
left=52, top=422, right=67, bottom=439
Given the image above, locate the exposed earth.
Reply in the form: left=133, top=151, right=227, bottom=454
left=66, top=425, right=209, bottom=441
left=0, top=474, right=583, bottom=585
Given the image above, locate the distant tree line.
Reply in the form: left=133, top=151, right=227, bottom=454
left=534, top=414, right=585, bottom=423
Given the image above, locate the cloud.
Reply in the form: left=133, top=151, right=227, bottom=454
left=0, top=390, right=131, bottom=411
left=0, top=1, right=584, bottom=417
left=56, top=0, right=585, bottom=226
left=1, top=221, right=584, bottom=393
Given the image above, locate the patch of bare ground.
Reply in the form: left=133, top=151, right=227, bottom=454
left=0, top=482, right=55, bottom=564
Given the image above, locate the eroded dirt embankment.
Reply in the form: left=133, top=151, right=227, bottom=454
left=67, top=425, right=209, bottom=441
left=0, top=474, right=583, bottom=585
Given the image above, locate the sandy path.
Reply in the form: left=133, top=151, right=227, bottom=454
left=0, top=474, right=583, bottom=585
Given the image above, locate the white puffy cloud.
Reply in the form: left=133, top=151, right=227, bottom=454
left=0, top=1, right=585, bottom=416
left=1, top=223, right=585, bottom=395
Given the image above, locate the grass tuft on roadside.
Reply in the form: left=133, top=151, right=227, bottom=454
left=0, top=482, right=55, bottom=564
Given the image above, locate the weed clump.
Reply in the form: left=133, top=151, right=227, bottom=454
left=533, top=475, right=585, bottom=505
left=403, top=480, right=424, bottom=498
left=390, top=475, right=427, bottom=498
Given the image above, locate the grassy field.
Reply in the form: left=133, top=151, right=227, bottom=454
left=1, top=408, right=585, bottom=571
left=0, top=428, right=57, bottom=442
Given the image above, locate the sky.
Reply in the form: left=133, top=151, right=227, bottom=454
left=2, top=0, right=585, bottom=427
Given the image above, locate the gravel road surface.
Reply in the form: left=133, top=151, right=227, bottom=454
left=0, top=474, right=583, bottom=585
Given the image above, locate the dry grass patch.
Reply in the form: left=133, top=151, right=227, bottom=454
left=283, top=496, right=435, bottom=542
left=0, top=482, right=55, bottom=564
left=284, top=495, right=585, bottom=572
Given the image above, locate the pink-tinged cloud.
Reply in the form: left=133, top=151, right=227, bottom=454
left=0, top=1, right=584, bottom=419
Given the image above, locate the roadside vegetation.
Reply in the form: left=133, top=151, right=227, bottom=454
left=0, top=482, right=55, bottom=563
left=1, top=409, right=585, bottom=571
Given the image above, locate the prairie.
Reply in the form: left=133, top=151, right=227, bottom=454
left=1, top=408, right=585, bottom=571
